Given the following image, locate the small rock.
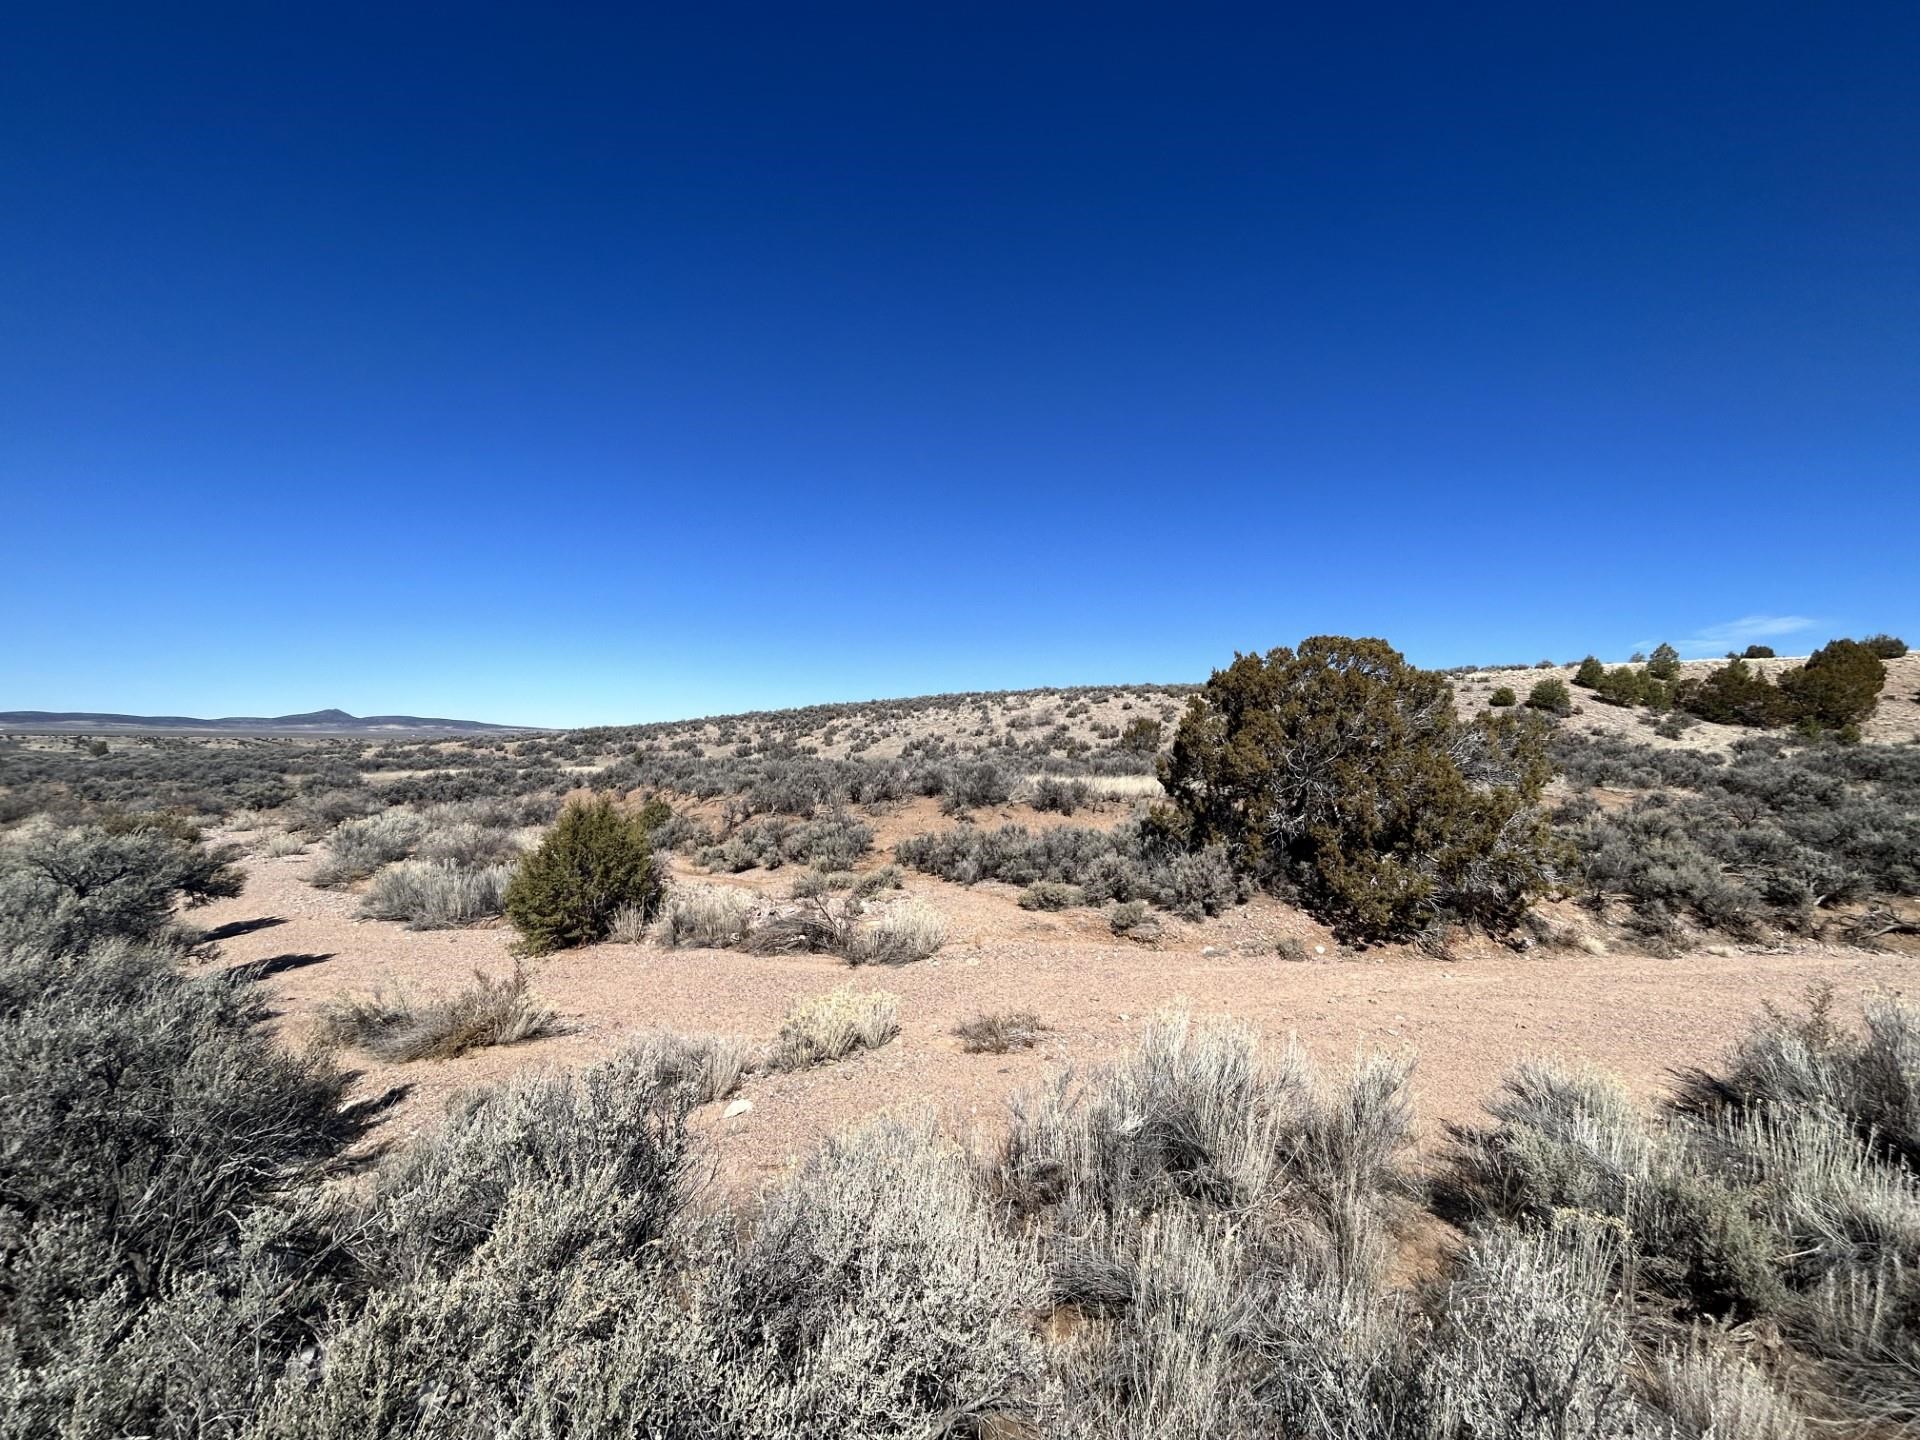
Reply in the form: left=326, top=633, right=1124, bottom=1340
left=723, top=1099, right=753, bottom=1120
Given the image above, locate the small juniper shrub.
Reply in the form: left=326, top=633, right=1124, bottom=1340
left=1861, top=633, right=1908, bottom=659
left=1488, top=686, right=1517, bottom=707
left=1527, top=676, right=1574, bottom=715
left=504, top=795, right=667, bottom=953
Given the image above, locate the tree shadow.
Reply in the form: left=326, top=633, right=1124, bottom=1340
left=204, top=915, right=289, bottom=942
left=229, top=951, right=334, bottom=983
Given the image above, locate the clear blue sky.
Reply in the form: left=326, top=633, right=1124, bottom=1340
left=4, top=4, right=1915, bottom=726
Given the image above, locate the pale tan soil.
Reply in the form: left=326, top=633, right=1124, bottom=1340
left=202, top=836, right=1920, bottom=1195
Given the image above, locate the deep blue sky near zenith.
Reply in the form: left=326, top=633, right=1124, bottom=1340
left=3, top=5, right=1915, bottom=726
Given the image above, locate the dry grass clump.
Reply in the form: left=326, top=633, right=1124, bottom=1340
left=314, top=965, right=558, bottom=1062
left=620, top=1028, right=753, bottom=1105
left=736, top=893, right=947, bottom=966
left=359, top=857, right=513, bottom=929
left=607, top=900, right=653, bottom=943
left=770, top=986, right=899, bottom=1071
left=844, top=898, right=947, bottom=965
left=655, top=883, right=757, bottom=948
left=955, top=1009, right=1046, bottom=1053
left=263, top=830, right=308, bottom=857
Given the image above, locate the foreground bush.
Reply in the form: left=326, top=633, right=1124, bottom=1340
left=0, top=820, right=241, bottom=954
left=0, top=830, right=362, bottom=1436
left=504, top=796, right=666, bottom=953
left=1160, top=637, right=1559, bottom=939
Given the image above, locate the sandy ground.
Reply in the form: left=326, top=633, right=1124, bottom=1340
left=200, top=830, right=1920, bottom=1193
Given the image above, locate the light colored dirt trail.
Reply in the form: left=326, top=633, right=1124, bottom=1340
left=201, top=843, right=1920, bottom=1192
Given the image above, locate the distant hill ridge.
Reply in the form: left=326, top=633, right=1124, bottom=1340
left=0, top=708, right=539, bottom=735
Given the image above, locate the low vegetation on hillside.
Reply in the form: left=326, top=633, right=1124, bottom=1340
left=4, top=631, right=1915, bottom=959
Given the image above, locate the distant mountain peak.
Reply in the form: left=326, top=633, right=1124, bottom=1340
left=0, top=707, right=540, bottom=735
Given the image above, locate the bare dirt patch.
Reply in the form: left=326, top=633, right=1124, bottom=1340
left=202, top=843, right=1920, bottom=1193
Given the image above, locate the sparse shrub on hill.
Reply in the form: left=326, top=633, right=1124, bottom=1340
left=504, top=795, right=667, bottom=953
left=1647, top=642, right=1682, bottom=681
left=1778, top=637, right=1886, bottom=732
left=1119, top=715, right=1163, bottom=753
left=1488, top=685, right=1517, bottom=707
left=1679, top=639, right=1885, bottom=733
left=1158, top=638, right=1559, bottom=939
left=1678, top=656, right=1791, bottom=727
left=1554, top=729, right=1920, bottom=938
left=939, top=757, right=1018, bottom=813
left=1862, top=633, right=1908, bottom=659
left=1742, top=644, right=1778, bottom=658
left=1574, top=655, right=1606, bottom=688
left=1526, top=676, right=1573, bottom=715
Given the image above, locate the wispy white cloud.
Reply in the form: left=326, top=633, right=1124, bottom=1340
left=1672, top=614, right=1818, bottom=657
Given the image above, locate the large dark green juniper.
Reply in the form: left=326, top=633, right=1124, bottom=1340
left=1157, top=636, right=1560, bottom=940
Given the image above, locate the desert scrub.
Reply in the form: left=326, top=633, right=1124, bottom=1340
left=955, top=1010, right=1045, bottom=1053
left=844, top=897, right=947, bottom=965
left=1020, top=879, right=1085, bottom=910
left=309, top=808, right=429, bottom=886
left=655, top=883, right=757, bottom=949
left=315, top=965, right=558, bottom=1062
left=504, top=795, right=667, bottom=953
left=1553, top=730, right=1920, bottom=937
left=789, top=862, right=903, bottom=899
left=697, top=811, right=874, bottom=872
left=771, top=986, right=900, bottom=1069
left=894, top=820, right=1241, bottom=918
left=360, top=857, right=514, bottom=928
left=620, top=1027, right=753, bottom=1104
left=0, top=818, right=243, bottom=954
